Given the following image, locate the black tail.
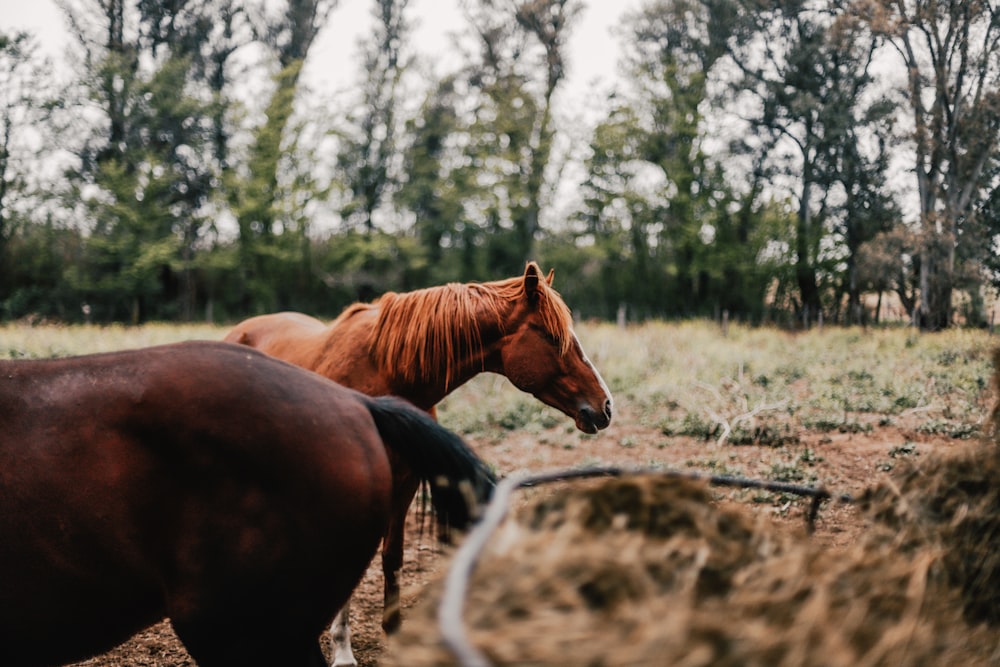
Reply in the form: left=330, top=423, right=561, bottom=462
left=365, top=396, right=496, bottom=532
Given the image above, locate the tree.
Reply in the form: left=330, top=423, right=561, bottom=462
left=830, top=85, right=899, bottom=324
left=336, top=0, right=410, bottom=234
left=863, top=0, right=1000, bottom=329
left=228, top=0, right=335, bottom=313
left=395, top=75, right=473, bottom=283
left=67, top=53, right=216, bottom=321
left=575, top=102, right=671, bottom=319
left=570, top=0, right=776, bottom=321
left=142, top=0, right=249, bottom=179
left=719, top=0, right=894, bottom=325
left=460, top=0, right=581, bottom=275
left=63, top=0, right=213, bottom=322
left=623, top=0, right=735, bottom=316
left=0, top=32, right=28, bottom=263
left=0, top=33, right=40, bottom=287
left=0, top=31, right=64, bottom=317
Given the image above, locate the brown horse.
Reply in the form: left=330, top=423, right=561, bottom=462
left=225, top=261, right=612, bottom=666
left=0, top=341, right=494, bottom=667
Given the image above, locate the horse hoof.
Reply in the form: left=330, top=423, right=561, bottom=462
left=382, top=609, right=402, bottom=634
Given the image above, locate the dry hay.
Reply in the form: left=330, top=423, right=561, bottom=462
left=384, top=352, right=1000, bottom=666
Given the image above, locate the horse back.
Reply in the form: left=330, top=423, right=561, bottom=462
left=0, top=342, right=392, bottom=666
left=223, top=312, right=331, bottom=370
left=227, top=307, right=394, bottom=399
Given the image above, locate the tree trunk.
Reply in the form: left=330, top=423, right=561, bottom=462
left=796, top=176, right=820, bottom=325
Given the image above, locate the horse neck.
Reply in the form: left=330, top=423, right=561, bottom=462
left=370, top=287, right=512, bottom=409
left=417, top=309, right=508, bottom=405
left=441, top=319, right=506, bottom=395
left=436, top=295, right=520, bottom=400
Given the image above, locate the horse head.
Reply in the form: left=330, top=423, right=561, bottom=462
left=498, top=262, right=613, bottom=434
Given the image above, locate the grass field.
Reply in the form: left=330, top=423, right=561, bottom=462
left=0, top=322, right=225, bottom=358
left=3, top=319, right=994, bottom=447
left=441, top=321, right=996, bottom=446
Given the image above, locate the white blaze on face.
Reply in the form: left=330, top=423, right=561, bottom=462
left=574, top=330, right=612, bottom=410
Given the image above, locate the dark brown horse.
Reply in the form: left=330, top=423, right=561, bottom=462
left=0, top=341, right=494, bottom=667
left=225, top=261, right=612, bottom=666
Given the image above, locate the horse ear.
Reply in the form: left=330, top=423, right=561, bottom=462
left=523, top=262, right=542, bottom=302
left=546, top=268, right=555, bottom=286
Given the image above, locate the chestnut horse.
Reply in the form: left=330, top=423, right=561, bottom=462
left=0, top=341, right=494, bottom=667
left=225, top=261, right=612, bottom=666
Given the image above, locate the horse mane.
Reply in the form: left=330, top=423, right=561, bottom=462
left=369, top=273, right=573, bottom=390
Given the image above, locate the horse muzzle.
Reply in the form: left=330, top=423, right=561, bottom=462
left=577, top=399, right=612, bottom=434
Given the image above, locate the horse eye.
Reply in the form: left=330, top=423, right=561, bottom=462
left=530, top=324, right=560, bottom=347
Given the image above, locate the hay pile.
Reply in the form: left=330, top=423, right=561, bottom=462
left=385, top=353, right=1000, bottom=666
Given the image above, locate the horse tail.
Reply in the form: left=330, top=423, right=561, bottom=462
left=365, top=396, right=496, bottom=533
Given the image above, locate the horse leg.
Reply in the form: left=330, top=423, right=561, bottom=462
left=187, top=640, right=326, bottom=667
left=381, top=471, right=420, bottom=634
left=172, top=619, right=327, bottom=667
left=328, top=600, right=357, bottom=667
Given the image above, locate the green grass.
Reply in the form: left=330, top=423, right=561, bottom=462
left=0, top=322, right=226, bottom=359
left=439, top=321, right=996, bottom=444
left=2, top=320, right=995, bottom=444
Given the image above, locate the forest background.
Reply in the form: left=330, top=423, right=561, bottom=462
left=1, top=0, right=1000, bottom=330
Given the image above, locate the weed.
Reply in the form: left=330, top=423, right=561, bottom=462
left=660, top=413, right=718, bottom=440
left=891, top=393, right=921, bottom=410
left=838, top=421, right=873, bottom=434
left=888, top=443, right=918, bottom=458
left=684, top=458, right=744, bottom=477
left=728, top=422, right=800, bottom=447
left=768, top=463, right=811, bottom=483
left=803, top=416, right=846, bottom=432
left=916, top=420, right=980, bottom=440
left=798, top=448, right=823, bottom=465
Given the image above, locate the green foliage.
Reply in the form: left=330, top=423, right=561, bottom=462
left=1, top=0, right=998, bottom=327
left=565, top=2, right=792, bottom=322
left=0, top=30, right=61, bottom=314
left=395, top=76, right=469, bottom=284
left=585, top=321, right=992, bottom=449
left=308, top=229, right=428, bottom=314
left=335, top=0, right=407, bottom=233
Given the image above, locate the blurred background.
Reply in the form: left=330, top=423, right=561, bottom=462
left=0, top=0, right=997, bottom=330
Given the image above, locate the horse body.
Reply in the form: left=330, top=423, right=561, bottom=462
left=0, top=341, right=492, bottom=667
left=227, top=308, right=397, bottom=403
left=225, top=262, right=612, bottom=666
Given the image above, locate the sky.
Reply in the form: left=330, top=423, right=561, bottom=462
left=0, top=0, right=642, bottom=228
left=0, top=0, right=639, bottom=116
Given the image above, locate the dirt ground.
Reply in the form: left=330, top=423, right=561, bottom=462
left=66, top=402, right=967, bottom=667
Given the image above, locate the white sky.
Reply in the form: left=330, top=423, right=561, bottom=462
left=0, top=0, right=640, bottom=228
left=0, top=0, right=637, bottom=114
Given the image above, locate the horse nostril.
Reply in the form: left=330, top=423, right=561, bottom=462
left=580, top=401, right=612, bottom=431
